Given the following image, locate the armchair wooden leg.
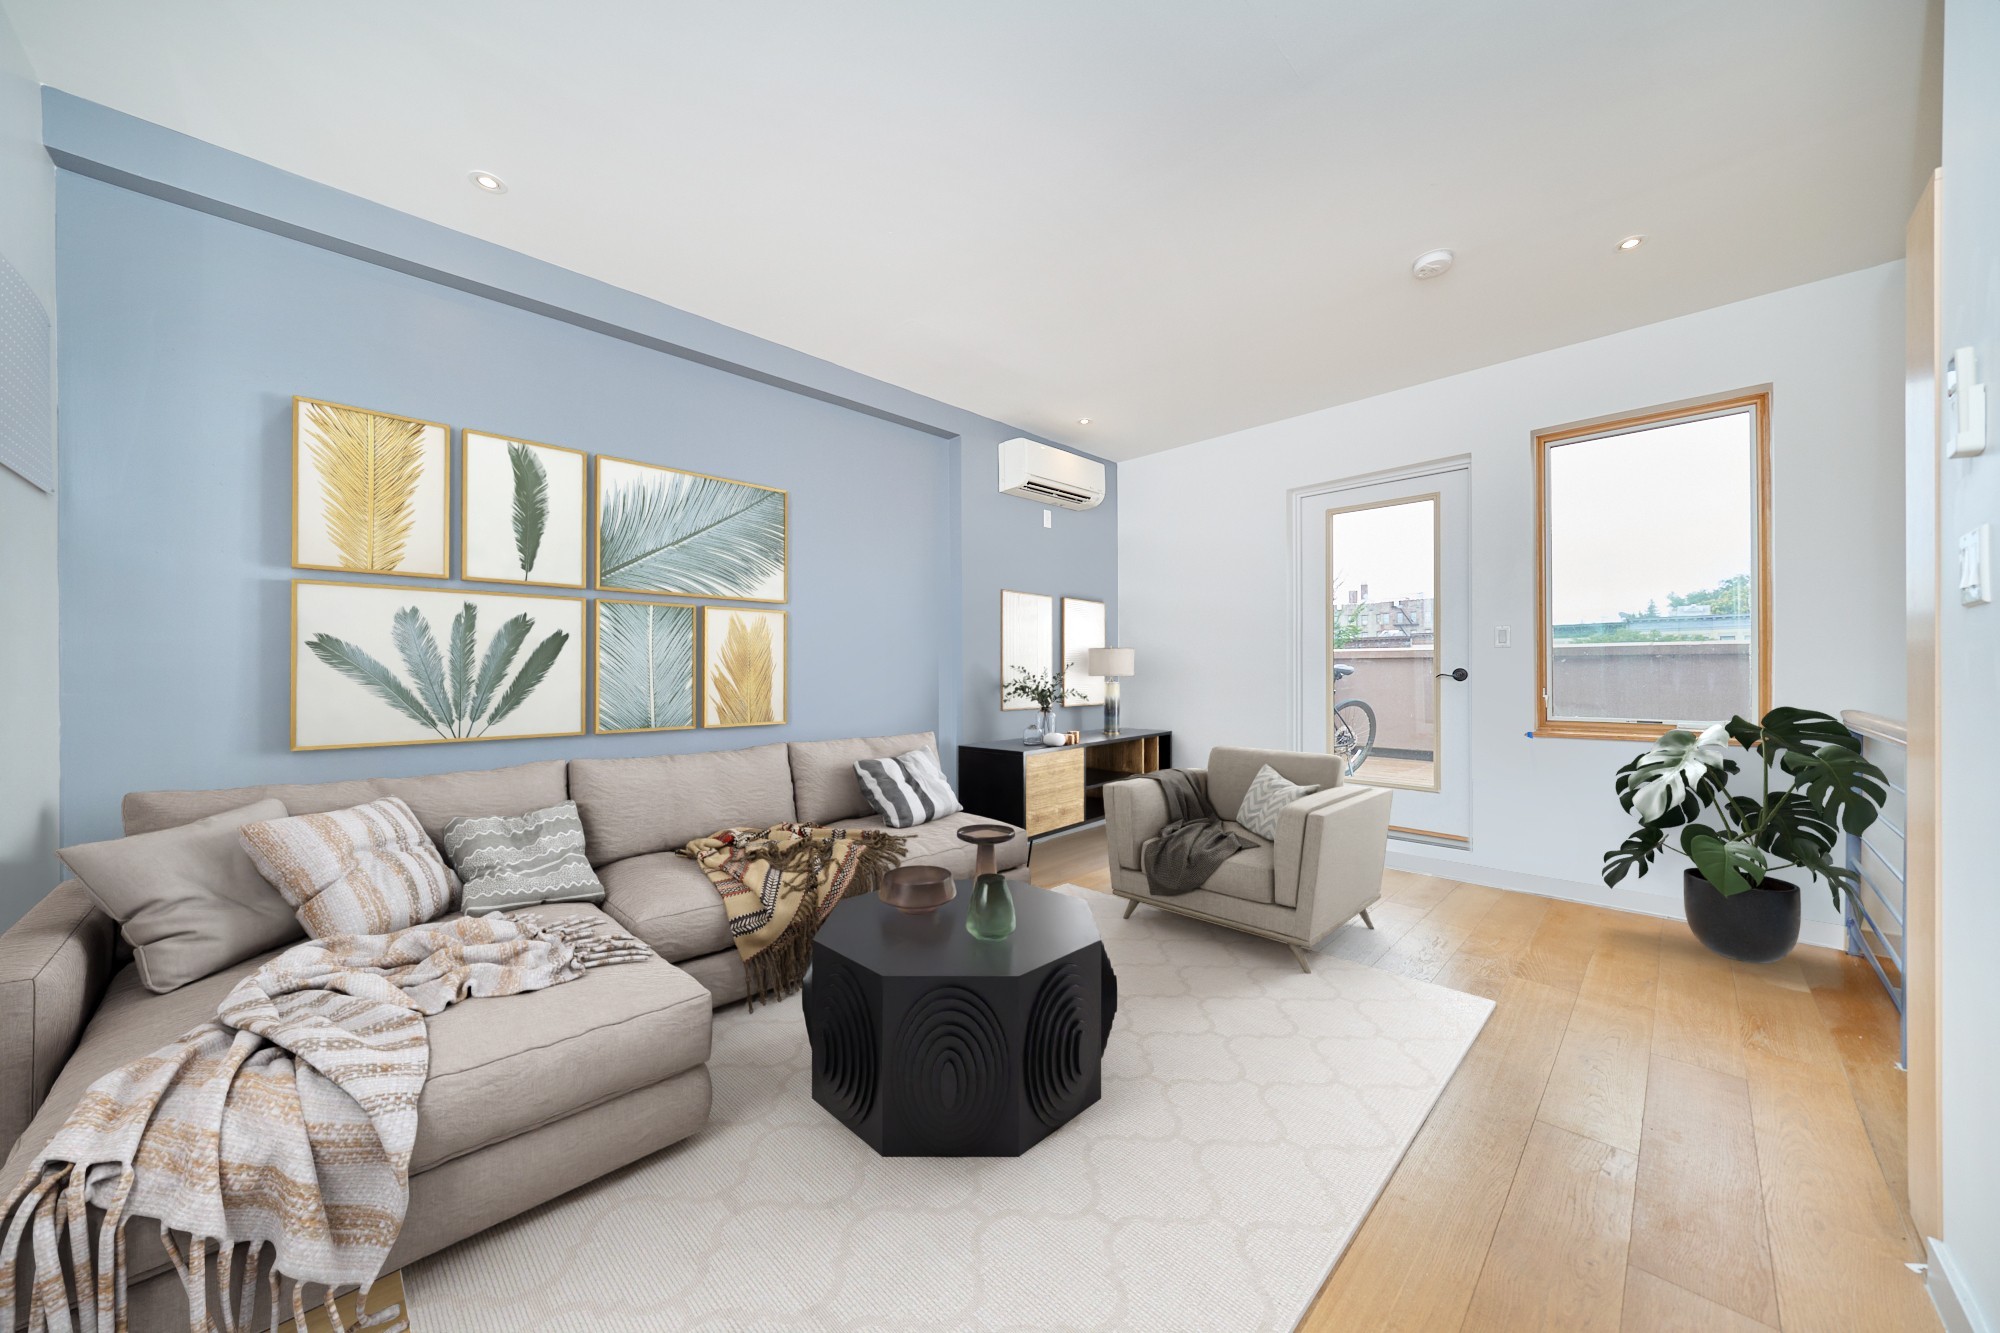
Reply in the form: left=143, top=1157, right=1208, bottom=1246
left=1359, top=909, right=1375, bottom=930
left=1288, top=945, right=1314, bottom=973
left=1123, top=898, right=1140, bottom=919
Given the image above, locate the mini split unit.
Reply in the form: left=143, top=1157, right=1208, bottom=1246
left=998, top=438, right=1105, bottom=510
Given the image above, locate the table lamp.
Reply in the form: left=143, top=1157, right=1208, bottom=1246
left=1086, top=647, right=1136, bottom=735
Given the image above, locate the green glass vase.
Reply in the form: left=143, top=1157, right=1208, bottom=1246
left=965, top=873, right=1016, bottom=940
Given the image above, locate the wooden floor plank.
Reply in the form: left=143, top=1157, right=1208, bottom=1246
left=1797, top=946, right=1913, bottom=1218
left=1628, top=1055, right=1781, bottom=1327
left=1461, top=1121, right=1637, bottom=1332
left=1303, top=978, right=1576, bottom=1332
left=1538, top=996, right=1654, bottom=1154
left=1746, top=1054, right=1934, bottom=1330
left=1621, top=1268, right=1778, bottom=1332
left=1653, top=930, right=1747, bottom=1078
left=1379, top=869, right=1459, bottom=911
left=1579, top=912, right=1663, bottom=1009
left=1734, top=962, right=1849, bottom=1079
left=1373, top=882, right=1505, bottom=982
left=1515, top=898, right=1609, bottom=992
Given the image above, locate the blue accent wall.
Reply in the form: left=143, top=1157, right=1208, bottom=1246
left=48, top=95, right=1117, bottom=847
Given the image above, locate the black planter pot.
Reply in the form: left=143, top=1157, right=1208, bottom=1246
left=1682, top=869, right=1801, bottom=963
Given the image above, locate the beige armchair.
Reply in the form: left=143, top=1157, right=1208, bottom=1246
left=1103, top=746, right=1393, bottom=970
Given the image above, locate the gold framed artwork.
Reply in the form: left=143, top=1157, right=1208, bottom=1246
left=291, top=580, right=585, bottom=751
left=292, top=397, right=449, bottom=578
left=1000, top=589, right=1054, bottom=710
left=595, top=455, right=788, bottom=602
left=1062, top=596, right=1108, bottom=706
left=461, top=430, right=588, bottom=588
left=594, top=599, right=698, bottom=733
left=701, top=606, right=787, bottom=727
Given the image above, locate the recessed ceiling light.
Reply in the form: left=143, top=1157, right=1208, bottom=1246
left=1617, top=234, right=1646, bottom=251
left=1411, top=249, right=1454, bottom=280
left=469, top=171, right=508, bottom=194
left=1078, top=418, right=1092, bottom=425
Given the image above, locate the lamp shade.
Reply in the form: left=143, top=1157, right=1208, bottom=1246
left=1087, top=647, right=1135, bottom=678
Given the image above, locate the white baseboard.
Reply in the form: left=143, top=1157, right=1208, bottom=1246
left=1382, top=848, right=1849, bottom=952
left=1928, top=1238, right=1991, bottom=1333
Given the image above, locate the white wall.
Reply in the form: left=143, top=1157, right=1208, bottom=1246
left=1934, top=0, right=2000, bottom=1324
left=0, top=5, right=59, bottom=931
left=1120, top=263, right=1906, bottom=946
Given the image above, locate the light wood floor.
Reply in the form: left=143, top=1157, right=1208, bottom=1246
left=1029, top=828, right=1938, bottom=1333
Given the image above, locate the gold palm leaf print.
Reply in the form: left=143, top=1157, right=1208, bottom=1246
left=306, top=402, right=427, bottom=571
left=710, top=614, right=775, bottom=725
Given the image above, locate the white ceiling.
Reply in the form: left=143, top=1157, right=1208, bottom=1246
left=4, top=1, right=1940, bottom=459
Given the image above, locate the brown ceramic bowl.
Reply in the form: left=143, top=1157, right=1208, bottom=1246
left=880, top=865, right=956, bottom=913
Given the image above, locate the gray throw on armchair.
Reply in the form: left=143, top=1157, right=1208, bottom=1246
left=1104, top=746, right=1393, bottom=971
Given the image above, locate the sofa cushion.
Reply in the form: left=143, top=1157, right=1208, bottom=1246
left=597, top=852, right=732, bottom=962
left=0, top=881, right=119, bottom=1158
left=1207, top=748, right=1346, bottom=823
left=1195, top=832, right=1278, bottom=904
left=121, top=760, right=570, bottom=847
left=569, top=743, right=796, bottom=865
left=57, top=799, right=301, bottom=994
left=788, top=732, right=937, bottom=826
left=4, top=904, right=711, bottom=1192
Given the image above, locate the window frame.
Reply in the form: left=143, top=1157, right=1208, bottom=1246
left=1532, top=388, right=1773, bottom=742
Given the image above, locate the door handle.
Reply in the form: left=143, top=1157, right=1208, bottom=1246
left=1436, top=668, right=1469, bottom=682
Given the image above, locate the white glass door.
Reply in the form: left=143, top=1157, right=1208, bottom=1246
left=1296, top=466, right=1470, bottom=844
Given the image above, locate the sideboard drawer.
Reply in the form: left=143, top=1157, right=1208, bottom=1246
left=1022, top=747, right=1086, bottom=835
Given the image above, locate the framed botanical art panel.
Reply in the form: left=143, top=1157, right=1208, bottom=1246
left=293, top=398, right=449, bottom=578
left=292, top=580, right=585, bottom=751
left=461, top=430, right=588, bottom=587
left=701, top=606, right=787, bottom=727
left=594, top=599, right=697, bottom=733
left=999, top=589, right=1054, bottom=710
left=596, top=455, right=787, bottom=602
left=1062, top=596, right=1107, bottom=706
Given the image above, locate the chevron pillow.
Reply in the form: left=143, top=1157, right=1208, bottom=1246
left=855, top=748, right=963, bottom=829
left=1236, top=764, right=1322, bottom=841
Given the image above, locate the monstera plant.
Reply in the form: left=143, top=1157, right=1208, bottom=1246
left=1602, top=707, right=1889, bottom=961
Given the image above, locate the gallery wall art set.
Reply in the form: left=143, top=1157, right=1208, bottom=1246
left=290, top=396, right=788, bottom=751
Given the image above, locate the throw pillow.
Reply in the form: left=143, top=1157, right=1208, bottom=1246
left=58, top=798, right=302, bottom=994
left=1237, top=764, right=1322, bottom=841
left=239, top=797, right=458, bottom=939
left=855, top=748, right=963, bottom=830
left=440, top=801, right=606, bottom=915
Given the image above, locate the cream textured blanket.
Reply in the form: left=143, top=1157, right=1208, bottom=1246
left=0, top=911, right=649, bottom=1333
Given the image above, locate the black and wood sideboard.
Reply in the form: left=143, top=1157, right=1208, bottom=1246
left=959, top=729, right=1173, bottom=838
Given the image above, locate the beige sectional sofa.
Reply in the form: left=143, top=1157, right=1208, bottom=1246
left=0, top=730, right=1024, bottom=1329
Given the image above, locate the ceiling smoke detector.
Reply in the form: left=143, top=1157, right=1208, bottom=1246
left=1411, top=249, right=1455, bottom=280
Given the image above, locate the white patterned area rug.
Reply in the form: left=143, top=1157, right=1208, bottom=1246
left=403, top=886, right=1492, bottom=1332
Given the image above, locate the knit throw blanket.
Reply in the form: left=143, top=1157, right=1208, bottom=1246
left=0, top=911, right=649, bottom=1333
left=681, top=823, right=907, bottom=1004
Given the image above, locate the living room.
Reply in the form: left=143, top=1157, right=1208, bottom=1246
left=0, top=4, right=1993, bottom=1331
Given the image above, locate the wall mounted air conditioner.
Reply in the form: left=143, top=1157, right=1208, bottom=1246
left=998, top=438, right=1105, bottom=510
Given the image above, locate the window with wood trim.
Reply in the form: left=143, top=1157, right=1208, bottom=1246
left=1534, top=391, right=1771, bottom=741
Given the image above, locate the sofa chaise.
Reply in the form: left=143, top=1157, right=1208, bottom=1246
left=0, top=730, right=1024, bottom=1329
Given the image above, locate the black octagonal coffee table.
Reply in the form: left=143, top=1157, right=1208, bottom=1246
left=802, top=880, right=1117, bottom=1156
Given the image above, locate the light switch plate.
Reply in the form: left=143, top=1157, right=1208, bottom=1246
left=1495, top=626, right=1511, bottom=647
left=1042, top=509, right=1052, bottom=529
left=1960, top=524, right=1991, bottom=606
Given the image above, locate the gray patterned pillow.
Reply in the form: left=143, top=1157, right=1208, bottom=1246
left=440, top=801, right=605, bottom=915
left=1236, top=764, right=1322, bottom=841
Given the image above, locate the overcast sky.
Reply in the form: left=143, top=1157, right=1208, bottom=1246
left=1328, top=412, right=1754, bottom=624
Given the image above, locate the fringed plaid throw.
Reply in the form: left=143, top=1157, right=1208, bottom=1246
left=0, top=910, right=649, bottom=1333
left=681, top=823, right=908, bottom=1004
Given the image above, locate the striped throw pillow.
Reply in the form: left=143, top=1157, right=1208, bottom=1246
left=855, top=749, right=962, bottom=829
left=1237, top=764, right=1321, bottom=841
left=441, top=801, right=606, bottom=916
left=239, top=797, right=458, bottom=939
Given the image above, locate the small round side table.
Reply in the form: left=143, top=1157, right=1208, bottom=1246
left=956, top=823, right=1017, bottom=878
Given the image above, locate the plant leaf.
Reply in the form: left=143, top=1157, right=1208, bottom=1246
left=1602, top=826, right=1665, bottom=887
left=1779, top=743, right=1890, bottom=835
left=598, top=469, right=784, bottom=597
left=1685, top=831, right=1768, bottom=896
left=448, top=602, right=477, bottom=727
left=485, top=629, right=569, bottom=729
left=508, top=441, right=550, bottom=577
left=304, top=402, right=426, bottom=572
left=391, top=606, right=455, bottom=734
left=709, top=613, right=776, bottom=725
left=469, top=612, right=532, bottom=722
left=306, top=633, right=441, bottom=733
left=598, top=601, right=694, bottom=731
